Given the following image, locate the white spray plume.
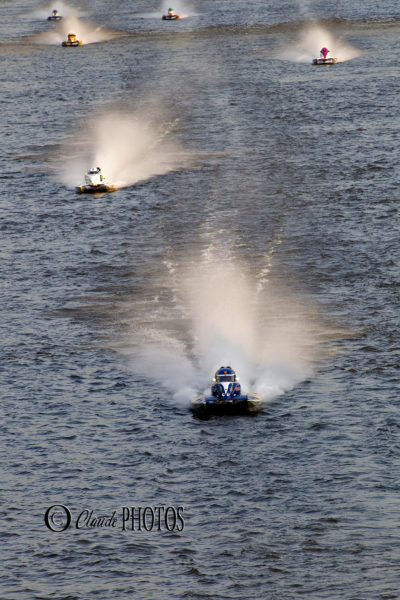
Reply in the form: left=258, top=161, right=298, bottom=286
left=31, top=15, right=120, bottom=45
left=278, top=25, right=362, bottom=63
left=55, top=109, right=192, bottom=189
left=118, top=255, right=339, bottom=406
left=28, top=1, right=85, bottom=19
left=138, top=0, right=198, bottom=19
left=160, top=0, right=197, bottom=18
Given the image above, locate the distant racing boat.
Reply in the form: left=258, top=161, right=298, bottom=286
left=48, top=9, right=62, bottom=21
left=162, top=8, right=180, bottom=20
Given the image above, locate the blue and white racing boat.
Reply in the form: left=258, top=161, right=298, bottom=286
left=191, top=366, right=262, bottom=417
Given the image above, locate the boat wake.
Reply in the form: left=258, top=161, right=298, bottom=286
left=136, top=0, right=198, bottom=19
left=113, top=251, right=341, bottom=406
left=160, top=0, right=198, bottom=18
left=54, top=106, right=193, bottom=190
left=30, top=15, right=120, bottom=45
left=277, top=25, right=362, bottom=63
left=27, top=1, right=85, bottom=20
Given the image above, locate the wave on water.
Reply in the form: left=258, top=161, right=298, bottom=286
left=113, top=251, right=341, bottom=407
left=54, top=107, right=193, bottom=190
left=30, top=15, right=120, bottom=45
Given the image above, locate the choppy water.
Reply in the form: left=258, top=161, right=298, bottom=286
left=1, top=1, right=400, bottom=599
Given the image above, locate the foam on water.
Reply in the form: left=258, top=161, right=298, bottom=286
left=31, top=14, right=119, bottom=45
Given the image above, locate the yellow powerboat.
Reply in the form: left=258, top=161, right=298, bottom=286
left=62, top=33, right=82, bottom=47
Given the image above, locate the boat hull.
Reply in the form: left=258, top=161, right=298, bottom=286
left=313, top=57, right=338, bottom=65
left=162, top=14, right=180, bottom=20
left=62, top=40, right=82, bottom=47
left=48, top=16, right=62, bottom=21
left=191, top=393, right=262, bottom=417
left=75, top=184, right=117, bottom=194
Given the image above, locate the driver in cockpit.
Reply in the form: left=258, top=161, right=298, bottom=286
left=212, top=367, right=241, bottom=398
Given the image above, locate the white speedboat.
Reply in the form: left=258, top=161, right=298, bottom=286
left=76, top=167, right=117, bottom=194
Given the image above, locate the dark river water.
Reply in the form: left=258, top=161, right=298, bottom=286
left=1, top=0, right=400, bottom=598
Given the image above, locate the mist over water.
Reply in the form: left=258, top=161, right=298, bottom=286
left=56, top=109, right=192, bottom=189
left=28, top=1, right=85, bottom=19
left=278, top=25, right=362, bottom=62
left=138, top=1, right=197, bottom=20
left=31, top=14, right=120, bottom=45
left=117, top=253, right=337, bottom=406
left=160, top=0, right=197, bottom=18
